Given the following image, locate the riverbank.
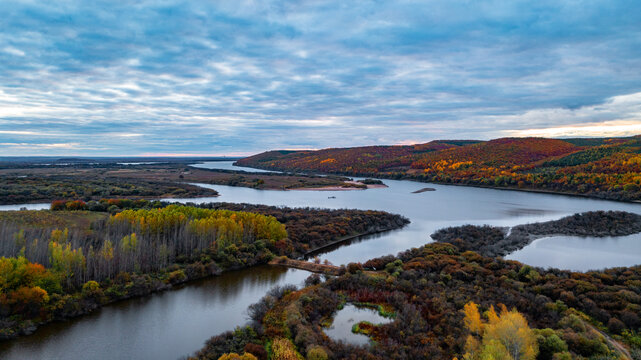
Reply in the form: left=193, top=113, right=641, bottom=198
left=431, top=210, right=641, bottom=258
left=0, top=259, right=227, bottom=340
left=290, top=182, right=387, bottom=191
left=236, top=137, right=641, bottom=203
left=303, top=226, right=407, bottom=257
left=0, top=203, right=409, bottom=342
left=231, top=163, right=641, bottom=204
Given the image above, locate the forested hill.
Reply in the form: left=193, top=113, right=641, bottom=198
left=236, top=135, right=641, bottom=201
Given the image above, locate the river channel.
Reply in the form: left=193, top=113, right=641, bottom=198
left=1, top=161, right=639, bottom=359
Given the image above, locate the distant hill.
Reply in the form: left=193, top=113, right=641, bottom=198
left=237, top=136, right=641, bottom=201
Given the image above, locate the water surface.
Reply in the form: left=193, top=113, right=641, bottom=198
left=0, top=266, right=308, bottom=360
left=174, top=162, right=641, bottom=270
left=324, top=304, right=392, bottom=346
left=192, top=161, right=278, bottom=173
left=506, top=234, right=641, bottom=271
left=0, top=203, right=50, bottom=211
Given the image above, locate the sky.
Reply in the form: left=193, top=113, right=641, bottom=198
left=1, top=0, right=641, bottom=156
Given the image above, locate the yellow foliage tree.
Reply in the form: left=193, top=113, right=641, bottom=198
left=463, top=302, right=538, bottom=360
left=271, top=337, right=303, bottom=360
left=463, top=302, right=483, bottom=335
left=218, top=353, right=257, bottom=360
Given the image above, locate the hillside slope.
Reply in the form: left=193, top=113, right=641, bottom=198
left=237, top=136, right=641, bottom=201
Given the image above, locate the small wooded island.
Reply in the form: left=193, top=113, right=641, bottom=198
left=431, top=210, right=641, bottom=257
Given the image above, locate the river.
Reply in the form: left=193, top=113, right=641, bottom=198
left=1, top=161, right=640, bottom=360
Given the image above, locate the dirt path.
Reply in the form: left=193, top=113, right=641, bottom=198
left=585, top=322, right=631, bottom=360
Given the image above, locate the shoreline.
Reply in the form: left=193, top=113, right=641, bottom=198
left=0, top=262, right=233, bottom=341
left=431, top=211, right=641, bottom=259
left=233, top=164, right=641, bottom=204
left=289, top=184, right=387, bottom=191
left=0, top=224, right=401, bottom=341
left=269, top=258, right=341, bottom=275
left=302, top=225, right=406, bottom=257
left=289, top=182, right=388, bottom=192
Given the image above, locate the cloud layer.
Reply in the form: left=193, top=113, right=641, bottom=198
left=1, top=0, right=641, bottom=155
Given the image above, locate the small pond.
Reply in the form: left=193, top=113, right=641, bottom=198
left=324, top=304, right=393, bottom=346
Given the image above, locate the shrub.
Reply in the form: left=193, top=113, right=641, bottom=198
left=552, top=351, right=572, bottom=360
left=218, top=353, right=257, bottom=360
left=65, top=200, right=87, bottom=211
left=306, top=345, right=328, bottom=360
left=346, top=262, right=363, bottom=274
left=168, top=270, right=186, bottom=284
left=271, top=338, right=300, bottom=360
left=535, top=328, right=568, bottom=360
left=81, top=280, right=103, bottom=299
left=50, top=200, right=66, bottom=211
left=243, top=343, right=267, bottom=360
left=304, top=274, right=321, bottom=287
left=607, top=318, right=625, bottom=334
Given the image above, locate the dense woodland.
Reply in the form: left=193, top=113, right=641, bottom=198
left=0, top=202, right=407, bottom=339
left=237, top=136, right=641, bottom=201
left=431, top=211, right=641, bottom=257
left=193, top=243, right=641, bottom=360
left=192, top=202, right=409, bottom=256
left=49, top=199, right=409, bottom=257
left=0, top=175, right=218, bottom=205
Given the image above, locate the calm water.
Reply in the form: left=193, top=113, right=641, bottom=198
left=324, top=304, right=392, bottom=346
left=172, top=162, right=641, bottom=269
left=0, top=203, right=50, bottom=211
left=0, top=266, right=309, bottom=360
left=2, top=161, right=641, bottom=359
left=506, top=234, right=641, bottom=271
left=192, top=161, right=279, bottom=173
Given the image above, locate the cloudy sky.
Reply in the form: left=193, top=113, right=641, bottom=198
left=1, top=0, right=641, bottom=156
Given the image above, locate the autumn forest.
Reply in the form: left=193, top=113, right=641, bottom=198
left=238, top=136, right=641, bottom=202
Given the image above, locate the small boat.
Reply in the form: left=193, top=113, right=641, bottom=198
left=328, top=196, right=336, bottom=199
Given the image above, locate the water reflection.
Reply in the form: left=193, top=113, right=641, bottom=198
left=0, top=266, right=309, bottom=360
left=324, top=304, right=393, bottom=346
left=0, top=203, right=50, bottom=211
left=507, top=234, right=641, bottom=271
left=191, top=161, right=279, bottom=173
left=304, top=230, right=401, bottom=260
